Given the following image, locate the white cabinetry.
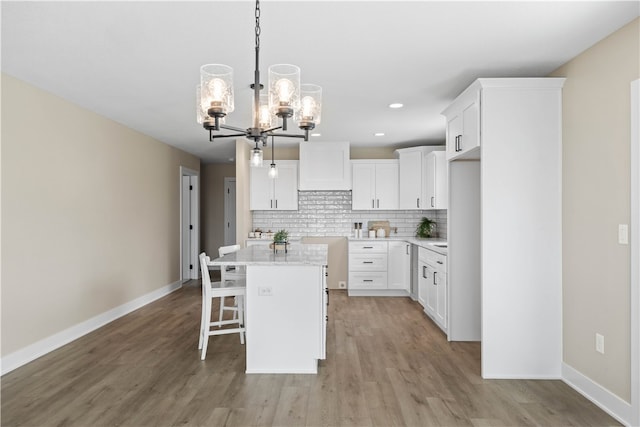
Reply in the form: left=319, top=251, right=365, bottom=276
left=443, top=89, right=480, bottom=160
left=351, top=160, right=398, bottom=210
left=443, top=78, right=564, bottom=378
left=418, top=246, right=447, bottom=333
left=299, top=141, right=351, bottom=190
left=395, top=146, right=446, bottom=210
left=424, top=151, right=448, bottom=209
left=250, top=160, right=298, bottom=210
left=348, top=240, right=410, bottom=296
left=388, top=241, right=411, bottom=291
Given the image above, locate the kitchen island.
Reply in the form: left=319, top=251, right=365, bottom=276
left=208, top=243, right=328, bottom=374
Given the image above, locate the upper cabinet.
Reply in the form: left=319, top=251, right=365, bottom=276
left=396, top=146, right=446, bottom=210
left=442, top=88, right=480, bottom=160
left=250, top=160, right=298, bottom=210
left=424, top=151, right=448, bottom=209
left=299, top=141, right=351, bottom=190
left=351, top=160, right=399, bottom=210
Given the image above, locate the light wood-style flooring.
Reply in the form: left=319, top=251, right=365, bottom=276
left=2, top=282, right=621, bottom=426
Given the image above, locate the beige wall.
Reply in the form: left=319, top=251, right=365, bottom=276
left=1, top=73, right=200, bottom=357
left=235, top=140, right=252, bottom=247
left=551, top=18, right=639, bottom=401
left=200, top=163, right=235, bottom=256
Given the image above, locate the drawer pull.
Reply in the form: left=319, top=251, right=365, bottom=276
left=437, top=261, right=443, bottom=264
left=363, top=279, right=373, bottom=282
left=362, top=261, right=374, bottom=264
left=363, top=246, right=374, bottom=249
left=433, top=271, right=437, bottom=285
left=422, top=265, right=427, bottom=279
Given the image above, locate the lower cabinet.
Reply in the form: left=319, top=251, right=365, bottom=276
left=418, top=246, right=448, bottom=333
left=348, top=240, right=410, bottom=296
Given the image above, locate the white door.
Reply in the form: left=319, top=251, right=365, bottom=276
left=181, top=167, right=199, bottom=281
left=250, top=166, right=272, bottom=210
left=273, top=162, right=298, bottom=210
left=224, top=178, right=236, bottom=245
left=181, top=176, right=191, bottom=280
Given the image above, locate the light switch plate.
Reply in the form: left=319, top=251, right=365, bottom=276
left=619, top=224, right=629, bottom=244
left=596, top=333, right=605, bottom=354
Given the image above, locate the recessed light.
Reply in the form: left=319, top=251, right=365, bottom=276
left=389, top=103, right=403, bottom=109
left=311, top=133, right=321, bottom=137
left=374, top=133, right=385, bottom=137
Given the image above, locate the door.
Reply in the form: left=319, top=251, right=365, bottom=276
left=398, top=150, right=423, bottom=209
left=273, top=162, right=298, bottom=210
left=180, top=167, right=199, bottom=281
left=224, top=178, right=236, bottom=245
left=249, top=166, right=272, bottom=210
left=388, top=241, right=410, bottom=290
left=424, top=152, right=436, bottom=209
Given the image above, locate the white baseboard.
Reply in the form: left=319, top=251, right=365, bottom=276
left=562, top=362, right=633, bottom=426
left=1, top=280, right=183, bottom=376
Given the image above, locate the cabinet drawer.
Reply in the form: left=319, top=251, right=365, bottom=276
left=419, top=247, right=447, bottom=271
left=349, top=241, right=387, bottom=253
left=348, top=272, right=387, bottom=289
left=349, top=253, right=388, bottom=271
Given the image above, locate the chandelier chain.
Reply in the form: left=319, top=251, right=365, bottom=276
left=255, top=0, right=261, bottom=50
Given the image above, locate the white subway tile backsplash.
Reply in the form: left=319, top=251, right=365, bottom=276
left=251, top=191, right=448, bottom=240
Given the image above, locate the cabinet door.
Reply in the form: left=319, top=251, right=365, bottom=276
left=398, top=150, right=423, bottom=209
left=446, top=114, right=462, bottom=160
left=375, top=162, right=399, bottom=210
left=388, top=242, right=410, bottom=291
left=461, top=99, right=480, bottom=154
left=435, top=271, right=447, bottom=329
left=418, top=261, right=428, bottom=308
left=249, top=166, right=273, bottom=210
left=299, top=142, right=351, bottom=190
left=424, top=152, right=437, bottom=209
left=425, top=263, right=437, bottom=317
left=433, top=152, right=448, bottom=209
left=273, top=162, right=298, bottom=210
left=352, top=163, right=376, bottom=210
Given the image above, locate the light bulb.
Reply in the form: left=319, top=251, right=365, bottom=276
left=208, top=78, right=227, bottom=104
left=259, top=104, right=272, bottom=129
left=275, top=78, right=294, bottom=105
left=301, top=96, right=317, bottom=120
left=268, top=163, right=278, bottom=179
left=250, top=148, right=263, bottom=167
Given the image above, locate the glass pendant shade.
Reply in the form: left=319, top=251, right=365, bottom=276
left=268, top=64, right=300, bottom=118
left=250, top=147, right=263, bottom=167
left=200, top=64, right=234, bottom=118
left=268, top=163, right=278, bottom=179
left=255, top=94, right=274, bottom=130
left=297, top=84, right=322, bottom=129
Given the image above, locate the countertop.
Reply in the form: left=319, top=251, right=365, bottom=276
left=209, top=243, right=328, bottom=266
left=347, top=236, right=448, bottom=255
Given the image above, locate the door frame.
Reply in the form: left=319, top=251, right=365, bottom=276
left=180, top=166, right=199, bottom=281
left=630, top=79, right=639, bottom=427
left=224, top=177, right=237, bottom=246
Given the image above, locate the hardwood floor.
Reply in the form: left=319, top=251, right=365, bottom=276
left=2, top=283, right=621, bottom=427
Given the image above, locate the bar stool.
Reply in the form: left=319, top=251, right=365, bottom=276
left=218, top=244, right=246, bottom=324
left=198, top=252, right=246, bottom=360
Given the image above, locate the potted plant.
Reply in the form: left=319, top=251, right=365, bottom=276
left=272, top=229, right=289, bottom=253
left=416, top=217, right=436, bottom=238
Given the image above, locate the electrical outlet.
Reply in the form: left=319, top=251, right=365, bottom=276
left=596, top=333, right=605, bottom=354
left=338, top=281, right=347, bottom=289
left=258, top=286, right=273, bottom=296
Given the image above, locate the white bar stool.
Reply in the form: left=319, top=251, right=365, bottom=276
left=198, top=252, right=246, bottom=360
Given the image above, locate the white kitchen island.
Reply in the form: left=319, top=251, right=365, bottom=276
left=208, top=243, right=328, bottom=374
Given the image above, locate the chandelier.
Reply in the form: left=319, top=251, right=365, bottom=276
left=197, top=0, right=322, bottom=167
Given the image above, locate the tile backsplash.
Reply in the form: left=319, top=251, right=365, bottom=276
left=251, top=191, right=447, bottom=239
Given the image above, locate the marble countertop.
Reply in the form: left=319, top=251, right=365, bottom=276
left=209, top=243, right=328, bottom=266
left=347, top=236, right=448, bottom=255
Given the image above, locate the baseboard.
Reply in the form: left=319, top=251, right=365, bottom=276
left=1, top=280, right=183, bottom=376
left=347, top=289, right=410, bottom=297
left=562, top=362, right=633, bottom=426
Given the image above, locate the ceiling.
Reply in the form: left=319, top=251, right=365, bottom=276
left=2, top=1, right=638, bottom=163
